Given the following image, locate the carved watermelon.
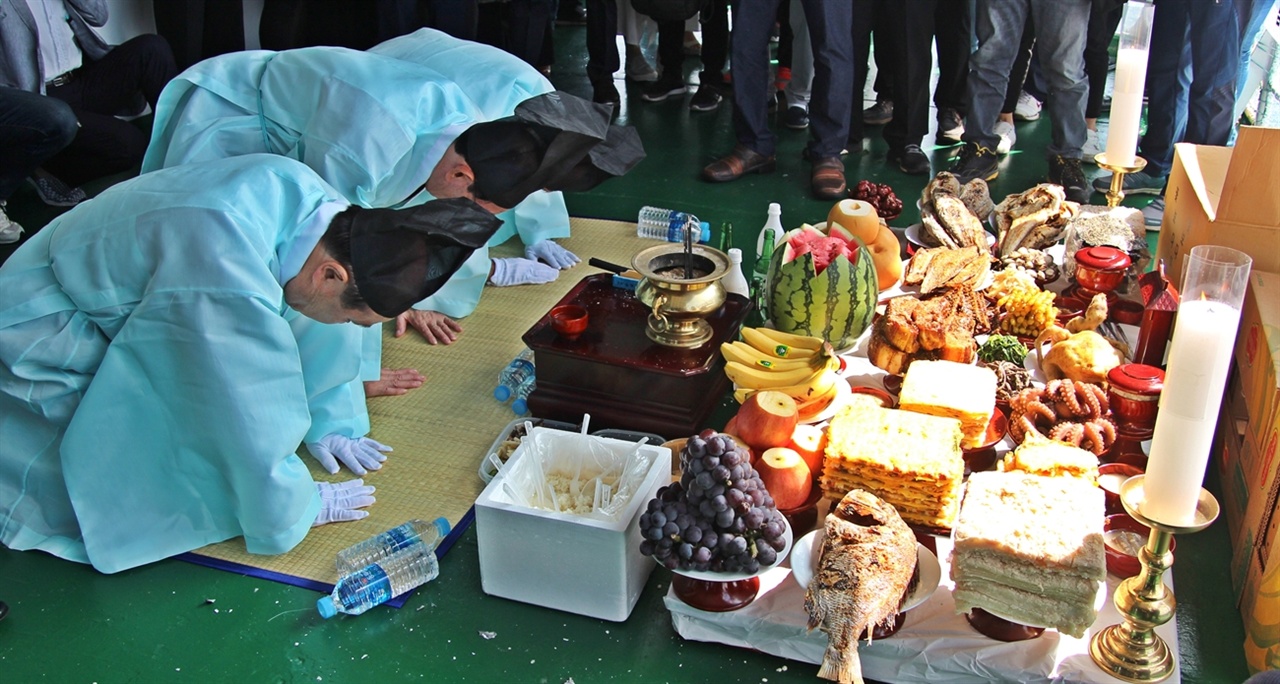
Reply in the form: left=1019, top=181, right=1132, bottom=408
left=765, top=223, right=877, bottom=350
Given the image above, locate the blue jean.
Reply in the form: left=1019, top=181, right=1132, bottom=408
left=964, top=0, right=1090, bottom=158
left=1139, top=0, right=1240, bottom=178
left=0, top=87, right=78, bottom=202
left=730, top=0, right=852, bottom=158
left=1235, top=0, right=1280, bottom=104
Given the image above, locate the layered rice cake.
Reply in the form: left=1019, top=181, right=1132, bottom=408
left=950, top=471, right=1106, bottom=637
left=897, top=359, right=996, bottom=449
left=821, top=403, right=965, bottom=529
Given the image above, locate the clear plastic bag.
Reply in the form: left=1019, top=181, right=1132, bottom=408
left=499, top=415, right=658, bottom=522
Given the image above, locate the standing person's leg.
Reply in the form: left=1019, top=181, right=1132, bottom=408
left=1082, top=0, right=1124, bottom=160
left=703, top=0, right=783, bottom=182
left=427, top=0, right=479, bottom=40
left=585, top=0, right=621, bottom=104
left=864, top=7, right=896, bottom=125
left=690, top=0, right=730, bottom=111
left=641, top=20, right=689, bottom=101
left=1235, top=0, right=1280, bottom=107
left=933, top=0, right=972, bottom=136
left=848, top=0, right=875, bottom=153
left=505, top=0, right=556, bottom=69
left=800, top=0, right=854, bottom=199
left=951, top=0, right=1028, bottom=182
left=884, top=0, right=936, bottom=175
left=0, top=89, right=78, bottom=240
left=1184, top=0, right=1241, bottom=147
left=1134, top=0, right=1191, bottom=181
left=783, top=0, right=814, bottom=128
left=1029, top=0, right=1091, bottom=203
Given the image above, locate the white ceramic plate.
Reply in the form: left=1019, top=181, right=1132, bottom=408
left=790, top=529, right=941, bottom=613
left=665, top=517, right=793, bottom=582
left=905, top=223, right=996, bottom=250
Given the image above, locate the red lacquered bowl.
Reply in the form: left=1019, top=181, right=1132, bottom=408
left=550, top=304, right=589, bottom=340
left=962, top=410, right=1009, bottom=476
left=1098, top=463, right=1144, bottom=517
left=1104, top=513, right=1170, bottom=578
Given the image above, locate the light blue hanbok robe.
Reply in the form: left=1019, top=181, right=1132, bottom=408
left=143, top=29, right=566, bottom=321
left=0, top=155, right=362, bottom=573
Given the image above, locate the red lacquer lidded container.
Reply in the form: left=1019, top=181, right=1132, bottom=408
left=1106, top=363, right=1165, bottom=467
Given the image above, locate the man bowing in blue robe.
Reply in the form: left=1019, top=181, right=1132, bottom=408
left=0, top=154, right=501, bottom=573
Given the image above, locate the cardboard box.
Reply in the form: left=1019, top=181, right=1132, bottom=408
left=1156, top=126, right=1280, bottom=286
left=1236, top=271, right=1280, bottom=456
left=474, top=427, right=669, bottom=622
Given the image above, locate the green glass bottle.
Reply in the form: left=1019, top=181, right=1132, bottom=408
left=717, top=221, right=734, bottom=253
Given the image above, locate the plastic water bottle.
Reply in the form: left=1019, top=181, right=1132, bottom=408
left=756, top=203, right=783, bottom=258
left=511, top=376, right=536, bottom=415
left=317, top=546, right=439, bottom=618
left=335, top=517, right=451, bottom=575
left=494, top=348, right=535, bottom=403
left=637, top=206, right=710, bottom=243
left=722, top=248, right=751, bottom=298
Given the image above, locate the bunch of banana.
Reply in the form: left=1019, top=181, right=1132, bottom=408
left=722, top=327, right=844, bottom=419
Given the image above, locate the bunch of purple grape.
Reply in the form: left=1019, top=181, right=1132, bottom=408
left=638, top=429, right=789, bottom=574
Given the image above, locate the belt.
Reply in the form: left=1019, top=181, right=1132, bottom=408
left=46, top=71, right=75, bottom=88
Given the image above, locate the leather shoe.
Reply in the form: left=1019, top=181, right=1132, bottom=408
left=703, top=145, right=776, bottom=183
left=810, top=156, right=846, bottom=200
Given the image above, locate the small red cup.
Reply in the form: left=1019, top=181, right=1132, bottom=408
left=550, top=304, right=589, bottom=340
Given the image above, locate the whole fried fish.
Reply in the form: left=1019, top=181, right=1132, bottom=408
left=805, top=490, right=917, bottom=684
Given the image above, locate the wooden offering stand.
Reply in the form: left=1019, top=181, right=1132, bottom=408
left=524, top=274, right=751, bottom=438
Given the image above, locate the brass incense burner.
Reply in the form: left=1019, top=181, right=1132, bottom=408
left=632, top=244, right=730, bottom=348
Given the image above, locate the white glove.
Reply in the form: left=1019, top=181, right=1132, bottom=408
left=313, top=479, right=376, bottom=526
left=525, top=239, right=580, bottom=270
left=490, top=257, right=559, bottom=287
left=306, top=434, right=392, bottom=476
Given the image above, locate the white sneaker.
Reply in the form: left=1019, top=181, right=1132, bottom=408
left=994, top=120, right=1017, bottom=155
left=1082, top=128, right=1105, bottom=163
left=1014, top=91, right=1041, bottom=121
left=0, top=202, right=24, bottom=244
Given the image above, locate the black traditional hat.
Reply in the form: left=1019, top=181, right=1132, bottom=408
left=348, top=197, right=503, bottom=317
left=454, top=91, right=646, bottom=209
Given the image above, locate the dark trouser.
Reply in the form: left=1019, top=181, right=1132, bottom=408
left=499, top=0, right=556, bottom=68
left=426, top=0, right=479, bottom=41
left=1084, top=0, right=1125, bottom=119
left=44, top=34, right=177, bottom=187
left=151, top=0, right=245, bottom=71
left=933, top=0, right=971, bottom=115
left=585, top=0, right=619, bottom=87
left=655, top=0, right=730, bottom=84
left=0, top=88, right=78, bottom=201
left=1139, top=0, right=1240, bottom=177
left=1001, top=16, right=1035, bottom=114
left=869, top=8, right=893, bottom=101
left=850, top=0, right=876, bottom=148
left=883, top=1, right=939, bottom=150
left=731, top=0, right=853, bottom=158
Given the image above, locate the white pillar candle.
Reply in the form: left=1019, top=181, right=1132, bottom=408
left=1143, top=299, right=1241, bottom=526
left=1105, top=47, right=1149, bottom=168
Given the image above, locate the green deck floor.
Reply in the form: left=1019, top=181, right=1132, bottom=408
left=0, top=24, right=1251, bottom=683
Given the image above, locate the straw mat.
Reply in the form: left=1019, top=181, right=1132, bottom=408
left=183, top=218, right=655, bottom=588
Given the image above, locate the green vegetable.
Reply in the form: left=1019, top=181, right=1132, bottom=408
left=978, top=334, right=1029, bottom=364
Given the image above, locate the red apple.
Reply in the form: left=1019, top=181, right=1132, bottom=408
left=788, top=423, right=829, bottom=477
left=732, top=390, right=800, bottom=453
left=756, top=447, right=813, bottom=510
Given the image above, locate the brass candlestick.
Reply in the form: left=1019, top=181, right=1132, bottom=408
left=1090, top=474, right=1220, bottom=682
left=1094, top=153, right=1149, bottom=208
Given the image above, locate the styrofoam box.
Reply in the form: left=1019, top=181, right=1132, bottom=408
left=475, top=427, right=671, bottom=622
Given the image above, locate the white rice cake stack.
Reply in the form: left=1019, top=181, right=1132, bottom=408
left=821, top=403, right=965, bottom=529
left=897, top=360, right=996, bottom=449
left=950, top=471, right=1106, bottom=637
